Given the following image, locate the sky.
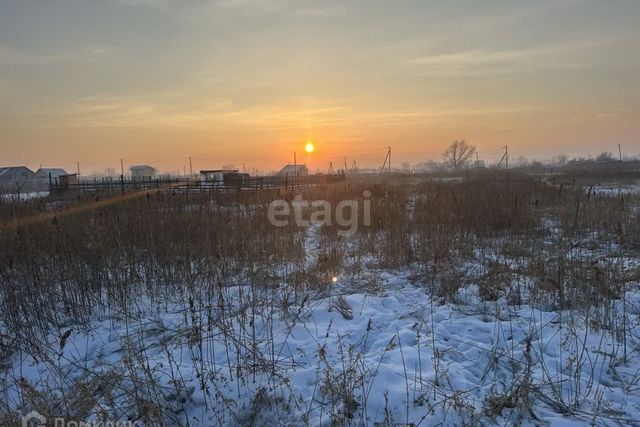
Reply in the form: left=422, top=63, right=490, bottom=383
left=1, top=0, right=639, bottom=174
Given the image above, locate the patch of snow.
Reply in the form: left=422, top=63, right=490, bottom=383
left=4, top=271, right=640, bottom=426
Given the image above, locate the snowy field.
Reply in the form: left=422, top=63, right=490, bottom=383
left=587, top=181, right=640, bottom=197
left=0, top=191, right=48, bottom=200
left=4, top=270, right=640, bottom=426
left=4, top=230, right=640, bottom=426
left=2, top=173, right=640, bottom=426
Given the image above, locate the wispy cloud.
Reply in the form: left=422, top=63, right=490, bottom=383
left=294, top=5, right=346, bottom=17
left=46, top=92, right=544, bottom=132
left=406, top=40, right=620, bottom=76
left=211, top=0, right=284, bottom=12
left=196, top=0, right=345, bottom=17
left=52, top=95, right=233, bottom=128
left=0, top=45, right=110, bottom=66
left=116, top=0, right=169, bottom=6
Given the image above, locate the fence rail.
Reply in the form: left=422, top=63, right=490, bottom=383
left=49, top=174, right=346, bottom=194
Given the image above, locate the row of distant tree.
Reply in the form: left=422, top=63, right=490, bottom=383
left=417, top=140, right=638, bottom=172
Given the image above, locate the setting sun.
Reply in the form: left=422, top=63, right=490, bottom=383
left=304, top=141, right=315, bottom=153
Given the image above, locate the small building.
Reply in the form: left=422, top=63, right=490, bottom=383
left=0, top=166, right=35, bottom=192
left=200, top=169, right=238, bottom=183
left=200, top=169, right=249, bottom=186
left=49, top=173, right=78, bottom=193
left=58, top=173, right=78, bottom=191
left=279, top=164, right=309, bottom=177
left=34, top=168, right=68, bottom=190
left=130, top=165, right=157, bottom=181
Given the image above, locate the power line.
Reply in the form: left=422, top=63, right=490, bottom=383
left=476, top=146, right=507, bottom=154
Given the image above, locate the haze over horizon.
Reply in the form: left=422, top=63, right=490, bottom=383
left=1, top=0, right=639, bottom=174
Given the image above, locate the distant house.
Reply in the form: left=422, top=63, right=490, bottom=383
left=200, top=169, right=249, bottom=186
left=200, top=169, right=238, bottom=183
left=0, top=166, right=35, bottom=192
left=130, top=165, right=157, bottom=180
left=34, top=167, right=68, bottom=190
left=279, top=164, right=309, bottom=177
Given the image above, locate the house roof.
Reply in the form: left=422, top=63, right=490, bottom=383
left=130, top=165, right=156, bottom=171
left=35, top=168, right=67, bottom=177
left=0, top=166, right=34, bottom=179
left=200, top=169, right=238, bottom=174
left=279, top=164, right=308, bottom=175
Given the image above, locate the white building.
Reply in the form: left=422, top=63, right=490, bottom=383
left=0, top=166, right=35, bottom=192
left=33, top=168, right=67, bottom=189
left=130, top=165, right=157, bottom=180
left=279, top=164, right=309, bottom=177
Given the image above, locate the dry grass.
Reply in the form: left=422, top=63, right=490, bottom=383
left=1, top=168, right=639, bottom=424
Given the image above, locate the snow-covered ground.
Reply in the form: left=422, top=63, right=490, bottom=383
left=4, top=215, right=640, bottom=427
left=5, top=272, right=640, bottom=426
left=588, top=181, right=640, bottom=196
left=0, top=191, right=48, bottom=200
left=3, top=199, right=640, bottom=426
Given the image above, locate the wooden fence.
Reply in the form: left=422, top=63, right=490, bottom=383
left=49, top=173, right=346, bottom=194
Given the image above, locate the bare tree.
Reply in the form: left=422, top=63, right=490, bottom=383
left=443, top=140, right=476, bottom=170
left=596, top=151, right=614, bottom=162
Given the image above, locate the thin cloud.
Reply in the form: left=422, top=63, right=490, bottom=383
left=211, top=0, right=284, bottom=12
left=294, top=5, right=346, bottom=17
left=0, top=45, right=110, bottom=66
left=406, top=40, right=622, bottom=76
left=51, top=95, right=542, bottom=132
left=52, top=96, right=233, bottom=128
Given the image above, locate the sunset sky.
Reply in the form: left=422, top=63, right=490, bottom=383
left=1, top=0, right=639, bottom=174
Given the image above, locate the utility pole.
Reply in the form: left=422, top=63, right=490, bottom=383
left=77, top=161, right=80, bottom=177
left=381, top=146, right=392, bottom=174
left=475, top=152, right=480, bottom=168
left=505, top=146, right=509, bottom=169
left=189, top=156, right=193, bottom=177
left=618, top=144, right=623, bottom=162
left=120, top=158, right=125, bottom=193
left=388, top=146, right=391, bottom=173
left=293, top=152, right=297, bottom=187
left=497, top=146, right=509, bottom=169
